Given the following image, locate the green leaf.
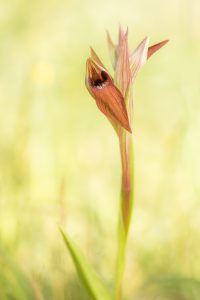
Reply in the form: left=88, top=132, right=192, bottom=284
left=59, top=227, right=113, bottom=300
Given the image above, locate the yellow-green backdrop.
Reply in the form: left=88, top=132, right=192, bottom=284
left=0, top=0, right=200, bottom=299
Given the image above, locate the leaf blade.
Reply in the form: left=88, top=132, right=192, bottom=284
left=59, top=227, right=113, bottom=300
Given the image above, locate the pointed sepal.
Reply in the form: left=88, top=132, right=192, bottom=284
left=129, top=37, right=150, bottom=81
left=106, top=31, right=117, bottom=69
left=115, top=29, right=131, bottom=97
left=148, top=40, right=169, bottom=59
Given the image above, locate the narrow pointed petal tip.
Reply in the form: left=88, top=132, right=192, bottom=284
left=148, top=39, right=169, bottom=59
left=106, top=30, right=115, bottom=49
left=90, top=47, right=106, bottom=69
left=106, top=30, right=117, bottom=69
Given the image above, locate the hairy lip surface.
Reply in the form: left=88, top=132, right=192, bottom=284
left=90, top=71, right=109, bottom=89
left=87, top=59, right=110, bottom=88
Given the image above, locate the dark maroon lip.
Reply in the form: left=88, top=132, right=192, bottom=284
left=89, top=70, right=109, bottom=89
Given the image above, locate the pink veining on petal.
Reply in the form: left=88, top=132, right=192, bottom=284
left=129, top=37, right=149, bottom=81
left=115, top=28, right=131, bottom=97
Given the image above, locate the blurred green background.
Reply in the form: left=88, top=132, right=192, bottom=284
left=0, top=0, right=200, bottom=299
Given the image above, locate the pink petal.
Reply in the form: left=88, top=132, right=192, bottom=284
left=129, top=37, right=149, bottom=81
left=115, top=28, right=131, bottom=97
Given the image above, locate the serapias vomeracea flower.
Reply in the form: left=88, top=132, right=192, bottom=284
left=85, top=28, right=168, bottom=299
left=85, top=27, right=168, bottom=236
left=86, top=48, right=132, bottom=133
left=85, top=28, right=168, bottom=135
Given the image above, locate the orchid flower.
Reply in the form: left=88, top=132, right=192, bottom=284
left=85, top=27, right=168, bottom=300
left=86, top=28, right=168, bottom=230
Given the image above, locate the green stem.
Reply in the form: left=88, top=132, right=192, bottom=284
left=115, top=132, right=134, bottom=300
left=115, top=229, right=127, bottom=300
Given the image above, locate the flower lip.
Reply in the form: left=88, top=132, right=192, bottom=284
left=92, top=71, right=108, bottom=88
left=86, top=58, right=110, bottom=89
left=85, top=56, right=132, bottom=133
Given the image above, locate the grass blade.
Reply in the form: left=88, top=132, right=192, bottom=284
left=59, top=227, right=113, bottom=300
